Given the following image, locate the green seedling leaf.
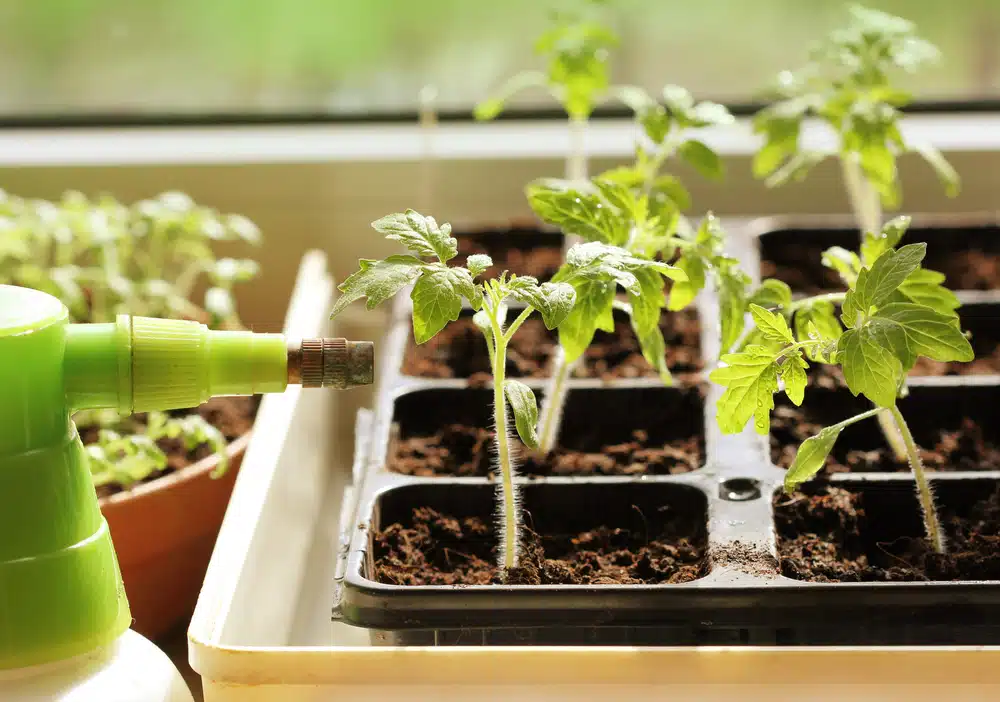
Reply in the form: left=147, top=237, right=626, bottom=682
left=474, top=70, right=548, bottom=121
left=552, top=240, right=685, bottom=374
left=753, top=5, right=952, bottom=213
left=838, top=321, right=906, bottom=407
left=474, top=97, right=505, bottom=121
left=596, top=165, right=646, bottom=189
left=555, top=277, right=616, bottom=362
left=753, top=118, right=801, bottom=179
left=690, top=100, right=735, bottom=128
left=525, top=179, right=628, bottom=245
left=632, top=314, right=672, bottom=385
left=894, top=268, right=960, bottom=314
left=504, top=379, right=540, bottom=449
left=466, top=254, right=493, bottom=278
left=411, top=268, right=467, bottom=343
left=861, top=215, right=910, bottom=267
left=794, top=299, right=842, bottom=361
left=765, top=151, right=828, bottom=188
left=649, top=175, right=692, bottom=212
left=538, top=20, right=618, bottom=119
left=750, top=303, right=794, bottom=344
left=628, top=267, right=671, bottom=383
left=911, top=143, right=960, bottom=198
left=563, top=241, right=686, bottom=288
left=784, top=425, right=842, bottom=493
left=661, top=84, right=694, bottom=115
left=855, top=137, right=899, bottom=207
left=616, top=84, right=656, bottom=114
left=781, top=355, right=808, bottom=406
left=507, top=277, right=576, bottom=329
left=821, top=247, right=862, bottom=286
left=749, top=279, right=792, bottom=311
left=876, top=302, right=974, bottom=363
left=843, top=243, right=926, bottom=325
left=372, top=209, right=457, bottom=262
left=331, top=255, right=423, bottom=318
left=667, top=253, right=705, bottom=311
left=594, top=180, right=644, bottom=223
left=615, top=87, right=670, bottom=144
left=678, top=140, right=724, bottom=181
left=710, top=346, right=780, bottom=434
left=718, top=263, right=751, bottom=353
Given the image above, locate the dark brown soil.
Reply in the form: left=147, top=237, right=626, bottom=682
left=86, top=396, right=258, bottom=498
left=940, top=249, right=1000, bottom=291
left=389, top=424, right=702, bottom=477
left=761, top=246, right=1000, bottom=294
left=770, top=406, right=1000, bottom=474
left=455, top=232, right=562, bottom=282
left=402, top=309, right=702, bottom=381
left=760, top=252, right=842, bottom=295
left=373, top=506, right=706, bottom=586
left=775, top=484, right=1000, bottom=582
left=911, top=350, right=1000, bottom=376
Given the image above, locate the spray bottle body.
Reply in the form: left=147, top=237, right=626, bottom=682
left=0, top=284, right=372, bottom=700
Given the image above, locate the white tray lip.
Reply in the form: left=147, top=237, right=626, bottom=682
left=187, top=641, right=1000, bottom=687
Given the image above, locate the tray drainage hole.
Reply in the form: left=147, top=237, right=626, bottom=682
left=719, top=478, right=761, bottom=502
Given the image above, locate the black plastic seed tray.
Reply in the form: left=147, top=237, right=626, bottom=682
left=332, top=219, right=1000, bottom=646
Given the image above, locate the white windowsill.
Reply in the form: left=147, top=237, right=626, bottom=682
left=0, top=113, right=998, bottom=167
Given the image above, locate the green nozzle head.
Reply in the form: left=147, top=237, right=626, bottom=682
left=0, top=283, right=374, bottom=669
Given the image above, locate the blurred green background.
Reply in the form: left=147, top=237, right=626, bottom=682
left=0, top=0, right=997, bottom=118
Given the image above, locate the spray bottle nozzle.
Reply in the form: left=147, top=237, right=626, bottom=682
left=286, top=338, right=374, bottom=389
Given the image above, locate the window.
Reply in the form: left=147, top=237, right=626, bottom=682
left=1, top=0, right=997, bottom=121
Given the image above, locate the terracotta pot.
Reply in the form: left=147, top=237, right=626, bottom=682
left=99, top=432, right=250, bottom=640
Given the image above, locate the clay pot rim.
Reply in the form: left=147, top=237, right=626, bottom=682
left=97, top=432, right=251, bottom=508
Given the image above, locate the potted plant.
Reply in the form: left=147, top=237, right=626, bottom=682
left=0, top=187, right=263, bottom=639
left=711, top=216, right=1000, bottom=603
left=317, top=2, right=1000, bottom=647
left=750, top=5, right=996, bottom=299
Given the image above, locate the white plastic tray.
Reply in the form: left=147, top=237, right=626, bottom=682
left=188, top=249, right=1000, bottom=701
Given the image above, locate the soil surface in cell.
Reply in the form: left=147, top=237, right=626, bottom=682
left=770, top=406, right=1000, bottom=474
left=455, top=232, right=562, bottom=282
left=775, top=485, right=1000, bottom=581
left=761, top=241, right=1000, bottom=294
left=389, top=425, right=702, bottom=477
left=85, top=396, right=258, bottom=498
left=373, top=505, right=706, bottom=585
left=402, top=309, right=702, bottom=381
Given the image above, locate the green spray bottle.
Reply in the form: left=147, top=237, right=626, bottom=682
left=0, top=283, right=372, bottom=700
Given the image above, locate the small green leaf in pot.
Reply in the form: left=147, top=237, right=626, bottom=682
left=784, top=425, right=843, bottom=493
left=507, top=277, right=576, bottom=329
left=330, top=255, right=423, bottom=319
left=709, top=346, right=781, bottom=435
left=750, top=303, right=795, bottom=344
left=678, top=139, right=724, bottom=181
left=410, top=268, right=466, bottom=344
left=466, top=254, right=493, bottom=278
left=372, top=209, right=458, bottom=263
left=504, top=379, right=540, bottom=449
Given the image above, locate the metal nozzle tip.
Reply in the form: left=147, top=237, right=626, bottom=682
left=288, top=338, right=375, bottom=389
left=345, top=340, right=375, bottom=388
